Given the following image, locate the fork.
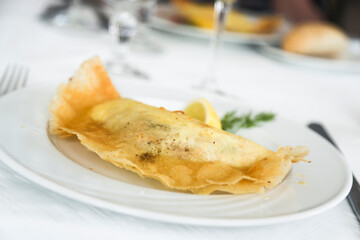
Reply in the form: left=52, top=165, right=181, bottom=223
left=0, top=64, right=28, bottom=96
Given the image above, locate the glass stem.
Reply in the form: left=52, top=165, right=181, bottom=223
left=110, top=12, right=137, bottom=63
left=113, top=33, right=131, bottom=64
left=202, top=0, right=232, bottom=91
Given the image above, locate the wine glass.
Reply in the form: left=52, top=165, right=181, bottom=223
left=40, top=0, right=102, bottom=32
left=104, top=0, right=149, bottom=79
left=199, top=0, right=234, bottom=94
left=131, top=0, right=162, bottom=53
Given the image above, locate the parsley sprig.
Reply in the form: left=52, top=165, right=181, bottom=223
left=221, top=111, right=276, bottom=133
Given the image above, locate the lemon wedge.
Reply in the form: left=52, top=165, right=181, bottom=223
left=184, top=98, right=222, bottom=129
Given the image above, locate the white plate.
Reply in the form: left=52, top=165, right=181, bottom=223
left=258, top=41, right=360, bottom=72
left=151, top=4, right=289, bottom=44
left=0, top=82, right=353, bottom=226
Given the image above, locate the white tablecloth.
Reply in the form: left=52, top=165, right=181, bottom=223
left=1, top=0, right=360, bottom=239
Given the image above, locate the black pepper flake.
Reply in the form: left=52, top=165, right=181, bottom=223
left=138, top=152, right=156, bottom=163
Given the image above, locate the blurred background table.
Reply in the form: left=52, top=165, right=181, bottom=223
left=0, top=0, right=360, bottom=239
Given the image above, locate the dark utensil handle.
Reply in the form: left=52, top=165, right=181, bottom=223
left=308, top=123, right=339, bottom=149
left=308, top=122, right=360, bottom=223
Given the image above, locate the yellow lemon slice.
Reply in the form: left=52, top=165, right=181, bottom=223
left=184, top=98, right=222, bottom=129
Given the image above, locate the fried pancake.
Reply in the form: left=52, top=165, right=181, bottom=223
left=49, top=57, right=309, bottom=194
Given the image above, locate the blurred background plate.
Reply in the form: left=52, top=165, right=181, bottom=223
left=258, top=40, right=360, bottom=73
left=150, top=2, right=290, bottom=44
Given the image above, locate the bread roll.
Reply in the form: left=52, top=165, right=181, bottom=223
left=283, top=22, right=348, bottom=58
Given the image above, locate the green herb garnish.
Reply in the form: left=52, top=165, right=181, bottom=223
left=221, top=111, right=276, bottom=133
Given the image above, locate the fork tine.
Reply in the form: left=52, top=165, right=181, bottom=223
left=20, top=67, right=29, bottom=88
left=2, top=64, right=19, bottom=95
left=0, top=64, right=11, bottom=91
left=11, top=65, right=24, bottom=93
left=0, top=64, right=28, bottom=97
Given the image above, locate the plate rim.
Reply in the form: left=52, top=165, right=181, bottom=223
left=258, top=42, right=360, bottom=73
left=0, top=85, right=354, bottom=226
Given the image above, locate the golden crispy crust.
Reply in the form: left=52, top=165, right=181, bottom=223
left=49, top=57, right=309, bottom=194
left=49, top=56, right=120, bottom=136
